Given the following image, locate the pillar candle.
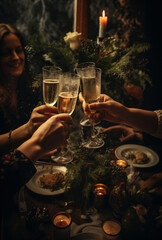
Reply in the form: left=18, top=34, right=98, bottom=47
left=99, top=10, right=108, bottom=38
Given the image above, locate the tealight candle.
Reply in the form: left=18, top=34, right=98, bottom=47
left=99, top=10, right=108, bottom=38
left=93, top=183, right=108, bottom=195
left=93, top=183, right=109, bottom=209
left=103, top=220, right=121, bottom=239
left=53, top=211, right=71, bottom=240
left=116, top=160, right=127, bottom=168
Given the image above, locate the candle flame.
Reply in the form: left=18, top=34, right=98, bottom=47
left=102, top=10, right=105, bottom=17
left=116, top=160, right=127, bottom=167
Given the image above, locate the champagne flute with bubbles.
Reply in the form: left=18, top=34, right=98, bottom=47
left=80, top=67, right=104, bottom=149
left=76, top=63, right=102, bottom=147
left=52, top=72, right=80, bottom=164
left=76, top=63, right=96, bottom=142
left=76, top=62, right=95, bottom=110
left=43, top=66, right=62, bottom=106
left=42, top=66, right=62, bottom=171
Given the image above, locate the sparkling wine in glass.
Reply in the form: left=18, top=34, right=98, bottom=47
left=76, top=62, right=100, bottom=143
left=42, top=66, right=62, bottom=106
left=42, top=66, right=62, bottom=171
left=76, top=62, right=95, bottom=88
left=81, top=67, right=104, bottom=149
left=76, top=62, right=95, bottom=112
left=57, top=92, right=78, bottom=116
left=52, top=72, right=80, bottom=164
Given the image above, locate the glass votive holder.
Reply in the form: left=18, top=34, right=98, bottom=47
left=52, top=211, right=71, bottom=240
left=116, top=160, right=127, bottom=168
left=93, top=183, right=109, bottom=209
left=102, top=220, right=121, bottom=239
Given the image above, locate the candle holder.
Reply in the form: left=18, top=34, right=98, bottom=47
left=93, top=183, right=109, bottom=209
left=102, top=220, right=121, bottom=239
left=52, top=211, right=71, bottom=240
left=116, top=159, right=127, bottom=168
left=97, top=36, right=104, bottom=45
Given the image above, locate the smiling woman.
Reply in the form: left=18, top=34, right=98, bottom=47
left=0, top=24, right=43, bottom=154
left=0, top=24, right=38, bottom=134
left=0, top=33, right=25, bottom=80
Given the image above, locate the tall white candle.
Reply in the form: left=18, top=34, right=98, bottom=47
left=99, top=10, right=108, bottom=38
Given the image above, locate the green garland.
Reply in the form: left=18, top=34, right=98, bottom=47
left=24, top=33, right=154, bottom=209
left=26, top=35, right=151, bottom=107
left=64, top=151, right=127, bottom=209
left=62, top=127, right=127, bottom=210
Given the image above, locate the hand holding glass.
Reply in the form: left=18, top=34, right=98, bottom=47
left=76, top=62, right=95, bottom=105
left=80, top=67, right=104, bottom=148
left=52, top=72, right=80, bottom=164
left=42, top=66, right=62, bottom=170
left=76, top=62, right=100, bottom=144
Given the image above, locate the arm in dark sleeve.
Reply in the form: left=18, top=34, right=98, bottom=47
left=0, top=149, right=36, bottom=200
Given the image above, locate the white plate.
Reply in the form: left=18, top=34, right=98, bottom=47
left=115, top=144, right=159, bottom=168
left=26, top=165, right=67, bottom=196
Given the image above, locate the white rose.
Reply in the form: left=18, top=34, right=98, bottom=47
left=64, top=32, right=81, bottom=50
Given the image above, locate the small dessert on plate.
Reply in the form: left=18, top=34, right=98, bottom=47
left=122, top=150, right=149, bottom=164
left=39, top=172, right=65, bottom=191
left=133, top=151, right=148, bottom=164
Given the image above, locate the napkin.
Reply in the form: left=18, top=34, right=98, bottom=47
left=70, top=213, right=104, bottom=240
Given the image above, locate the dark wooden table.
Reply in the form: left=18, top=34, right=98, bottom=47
left=1, top=134, right=162, bottom=240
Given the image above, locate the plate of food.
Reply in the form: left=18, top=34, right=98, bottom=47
left=26, top=165, right=67, bottom=195
left=115, top=144, right=159, bottom=168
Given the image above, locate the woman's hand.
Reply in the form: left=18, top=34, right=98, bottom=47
left=79, top=92, right=90, bottom=117
left=79, top=93, right=128, bottom=124
left=89, top=94, right=128, bottom=124
left=79, top=93, right=111, bottom=119
left=102, top=125, right=143, bottom=142
left=18, top=113, right=73, bottom=161
left=140, top=173, right=162, bottom=191
left=140, top=173, right=162, bottom=197
left=25, top=105, right=58, bottom=137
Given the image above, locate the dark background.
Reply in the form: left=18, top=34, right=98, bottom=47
left=0, top=0, right=161, bottom=109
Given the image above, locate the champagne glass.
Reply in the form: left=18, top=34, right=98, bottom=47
left=42, top=66, right=62, bottom=106
left=80, top=67, right=104, bottom=149
left=76, top=62, right=101, bottom=143
left=76, top=62, right=95, bottom=121
left=42, top=66, right=62, bottom=170
left=52, top=72, right=80, bottom=164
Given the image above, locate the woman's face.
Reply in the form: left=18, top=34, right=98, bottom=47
left=0, top=33, right=25, bottom=80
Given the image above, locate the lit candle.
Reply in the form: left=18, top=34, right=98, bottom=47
left=99, top=10, right=108, bottom=38
left=53, top=214, right=71, bottom=228
left=93, top=183, right=108, bottom=195
left=103, top=220, right=121, bottom=239
left=53, top=211, right=71, bottom=240
left=93, top=183, right=109, bottom=209
left=116, top=160, right=127, bottom=168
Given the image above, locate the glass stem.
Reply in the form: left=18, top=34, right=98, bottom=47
left=90, top=121, right=96, bottom=140
left=60, top=147, right=65, bottom=155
